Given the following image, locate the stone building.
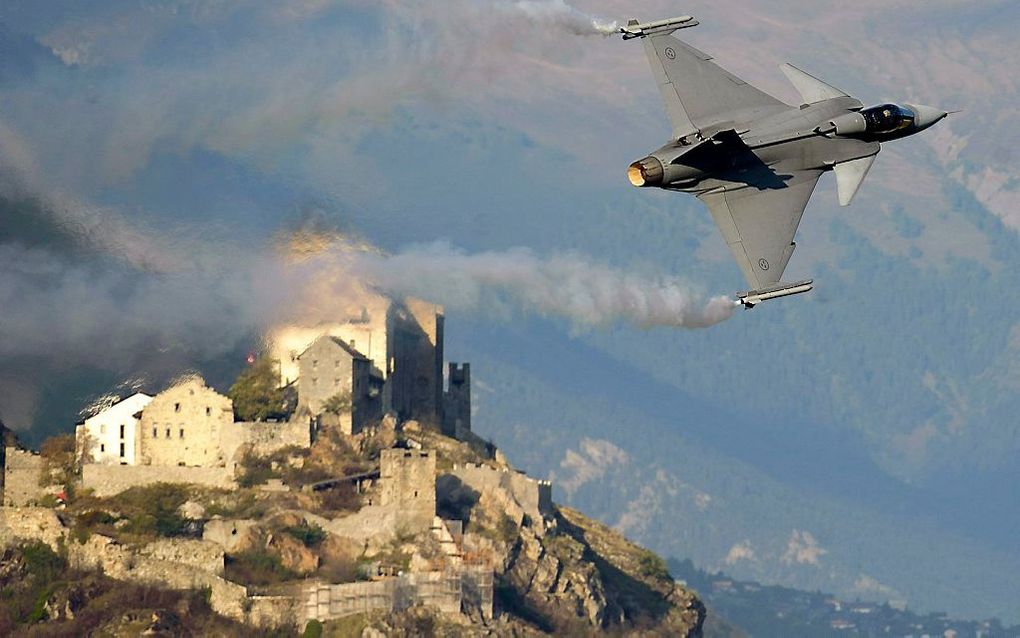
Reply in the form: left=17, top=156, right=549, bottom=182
left=269, top=296, right=456, bottom=432
left=378, top=448, right=436, bottom=532
left=75, top=392, right=152, bottom=465
left=296, top=335, right=383, bottom=434
left=442, top=363, right=471, bottom=438
left=138, top=377, right=233, bottom=467
left=386, top=300, right=444, bottom=427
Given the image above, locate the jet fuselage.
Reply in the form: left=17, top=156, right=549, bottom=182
left=630, top=99, right=946, bottom=196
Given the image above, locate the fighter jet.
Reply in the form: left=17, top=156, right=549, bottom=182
left=619, top=16, right=947, bottom=307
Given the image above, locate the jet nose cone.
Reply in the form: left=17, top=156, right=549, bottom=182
left=910, top=104, right=948, bottom=129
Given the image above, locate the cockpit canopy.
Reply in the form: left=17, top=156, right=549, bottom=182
left=861, top=103, right=915, bottom=134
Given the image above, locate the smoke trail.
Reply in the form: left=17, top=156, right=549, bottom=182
left=511, top=0, right=619, bottom=36
left=344, top=242, right=737, bottom=329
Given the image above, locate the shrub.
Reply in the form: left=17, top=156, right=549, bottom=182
left=283, top=522, right=327, bottom=548
left=637, top=550, right=672, bottom=582
left=38, top=433, right=76, bottom=490
left=111, top=483, right=191, bottom=539
left=318, top=482, right=361, bottom=513
left=322, top=391, right=353, bottom=415
left=237, top=451, right=280, bottom=487
left=224, top=550, right=298, bottom=586
left=302, top=619, right=324, bottom=638
left=228, top=358, right=286, bottom=422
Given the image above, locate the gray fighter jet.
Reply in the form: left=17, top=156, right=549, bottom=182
left=619, top=16, right=947, bottom=307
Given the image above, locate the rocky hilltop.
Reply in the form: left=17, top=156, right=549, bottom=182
left=0, top=419, right=706, bottom=636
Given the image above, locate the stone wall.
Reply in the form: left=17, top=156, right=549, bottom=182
left=139, top=377, right=233, bottom=468
left=443, top=464, right=552, bottom=525
left=140, top=538, right=225, bottom=575
left=82, top=463, right=233, bottom=497
left=220, top=420, right=312, bottom=466
left=378, top=448, right=436, bottom=532
left=0, top=507, right=67, bottom=549
left=2, top=447, right=50, bottom=506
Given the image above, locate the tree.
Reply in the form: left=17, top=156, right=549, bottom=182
left=322, top=391, right=353, bottom=415
left=228, top=358, right=285, bottom=422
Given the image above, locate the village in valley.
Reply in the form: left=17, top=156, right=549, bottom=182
left=0, top=293, right=705, bottom=636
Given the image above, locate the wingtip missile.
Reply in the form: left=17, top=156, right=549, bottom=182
left=737, top=280, right=813, bottom=309
left=619, top=16, right=698, bottom=40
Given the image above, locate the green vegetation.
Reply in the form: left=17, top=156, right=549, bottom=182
left=237, top=451, right=279, bottom=487
left=0, top=547, right=252, bottom=636
left=70, top=483, right=193, bottom=542
left=0, top=541, right=68, bottom=629
left=323, top=391, right=353, bottom=415
left=228, top=358, right=286, bottom=422
left=302, top=619, right=324, bottom=638
left=38, top=433, right=76, bottom=494
left=224, top=550, right=298, bottom=587
left=637, top=550, right=672, bottom=583
left=284, top=521, right=327, bottom=548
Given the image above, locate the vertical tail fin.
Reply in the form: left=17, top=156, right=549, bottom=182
left=780, top=63, right=849, bottom=105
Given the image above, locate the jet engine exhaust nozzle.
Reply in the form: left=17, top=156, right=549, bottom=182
left=628, top=157, right=664, bottom=187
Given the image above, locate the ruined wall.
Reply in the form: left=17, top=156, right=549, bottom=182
left=140, top=538, right=225, bottom=575
left=220, top=421, right=311, bottom=466
left=442, top=363, right=471, bottom=438
left=0, top=507, right=67, bottom=549
left=2, top=447, right=49, bottom=506
left=68, top=534, right=250, bottom=621
left=444, top=464, right=552, bottom=525
left=379, top=448, right=436, bottom=532
left=82, top=463, right=233, bottom=497
left=139, top=377, right=233, bottom=468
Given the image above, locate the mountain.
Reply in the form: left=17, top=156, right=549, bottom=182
left=1, top=0, right=1018, bottom=624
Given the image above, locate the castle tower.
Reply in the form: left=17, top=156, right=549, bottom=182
left=442, top=363, right=471, bottom=439
left=379, top=448, right=436, bottom=531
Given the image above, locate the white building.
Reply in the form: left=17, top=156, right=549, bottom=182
left=76, top=393, right=152, bottom=465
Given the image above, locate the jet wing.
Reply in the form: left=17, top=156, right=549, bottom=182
left=698, top=170, right=822, bottom=290
left=642, top=32, right=788, bottom=140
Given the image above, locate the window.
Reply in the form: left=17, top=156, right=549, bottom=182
left=205, top=407, right=211, bottom=416
left=413, top=490, right=418, bottom=498
left=119, top=424, right=125, bottom=439
left=861, top=103, right=914, bottom=134
left=152, top=427, right=157, bottom=438
left=335, top=378, right=341, bottom=387
left=179, top=428, right=184, bottom=439
left=100, top=443, right=105, bottom=453
left=312, top=359, right=318, bottom=369
left=119, top=443, right=125, bottom=457
left=100, top=423, right=106, bottom=434
left=174, top=402, right=181, bottom=412
left=165, top=428, right=171, bottom=438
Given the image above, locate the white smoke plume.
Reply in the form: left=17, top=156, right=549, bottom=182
left=511, top=0, right=620, bottom=36
left=320, top=241, right=738, bottom=329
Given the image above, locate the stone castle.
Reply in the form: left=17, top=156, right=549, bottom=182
left=0, top=295, right=539, bottom=627
left=0, top=296, right=473, bottom=502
